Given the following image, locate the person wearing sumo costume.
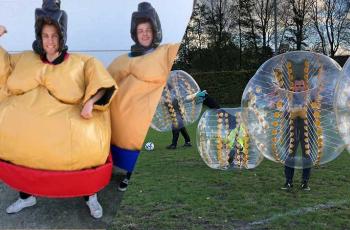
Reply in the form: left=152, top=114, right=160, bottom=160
left=108, top=2, right=180, bottom=192
left=0, top=0, right=116, bottom=219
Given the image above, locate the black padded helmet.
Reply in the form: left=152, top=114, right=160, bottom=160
left=32, top=0, right=68, bottom=55
left=130, top=2, right=162, bottom=48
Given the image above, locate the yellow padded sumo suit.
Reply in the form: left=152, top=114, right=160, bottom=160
left=0, top=47, right=117, bottom=171
left=108, top=43, right=179, bottom=150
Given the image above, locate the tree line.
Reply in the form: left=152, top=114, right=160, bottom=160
left=174, top=0, right=350, bottom=72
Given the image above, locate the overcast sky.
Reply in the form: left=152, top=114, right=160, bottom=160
left=0, top=0, right=193, bottom=66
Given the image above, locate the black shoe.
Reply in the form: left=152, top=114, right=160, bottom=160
left=301, top=182, right=310, bottom=191
left=118, top=178, right=129, bottom=192
left=281, top=182, right=293, bottom=190
left=183, top=142, right=192, bottom=147
left=166, top=144, right=176, bottom=149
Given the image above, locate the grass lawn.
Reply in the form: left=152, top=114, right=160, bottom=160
left=111, top=113, right=350, bottom=229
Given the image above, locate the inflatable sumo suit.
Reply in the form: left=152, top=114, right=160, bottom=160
left=108, top=2, right=179, bottom=172
left=0, top=0, right=117, bottom=197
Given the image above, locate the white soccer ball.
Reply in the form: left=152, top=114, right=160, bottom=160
left=145, top=142, right=155, bottom=151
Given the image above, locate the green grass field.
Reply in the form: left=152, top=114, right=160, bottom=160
left=111, top=115, right=350, bottom=230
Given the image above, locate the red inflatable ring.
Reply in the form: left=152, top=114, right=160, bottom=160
left=0, top=154, right=113, bottom=198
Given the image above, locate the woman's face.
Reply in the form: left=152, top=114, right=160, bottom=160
left=41, top=24, right=60, bottom=56
left=136, top=22, right=153, bottom=48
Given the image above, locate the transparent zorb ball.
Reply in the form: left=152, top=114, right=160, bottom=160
left=242, top=51, right=344, bottom=169
left=335, top=58, right=350, bottom=151
left=151, top=70, right=203, bottom=132
left=197, top=108, right=263, bottom=170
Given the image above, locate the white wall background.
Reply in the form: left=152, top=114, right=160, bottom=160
left=0, top=0, right=193, bottom=66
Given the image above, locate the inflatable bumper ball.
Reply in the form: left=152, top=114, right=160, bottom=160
left=242, top=51, right=344, bottom=169
left=197, top=108, right=263, bottom=170
left=151, top=70, right=203, bottom=131
left=335, top=58, right=350, bottom=152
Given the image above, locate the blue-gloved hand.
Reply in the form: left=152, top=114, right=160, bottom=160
left=196, top=90, right=208, bottom=98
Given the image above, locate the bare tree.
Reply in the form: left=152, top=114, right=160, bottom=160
left=286, top=0, right=315, bottom=50
left=312, top=0, right=350, bottom=57
left=265, top=1, right=293, bottom=53
left=230, top=0, right=243, bottom=68
left=175, top=3, right=207, bottom=69
left=189, top=3, right=207, bottom=50
left=311, top=0, right=327, bottom=54
left=254, top=0, right=274, bottom=49
left=203, top=0, right=233, bottom=48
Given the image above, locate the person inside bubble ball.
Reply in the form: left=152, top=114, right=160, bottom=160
left=0, top=0, right=116, bottom=219
left=165, top=87, right=198, bottom=149
left=108, top=2, right=180, bottom=192
left=166, top=89, right=221, bottom=149
left=165, top=84, right=207, bottom=149
left=226, top=112, right=248, bottom=166
left=281, top=78, right=312, bottom=191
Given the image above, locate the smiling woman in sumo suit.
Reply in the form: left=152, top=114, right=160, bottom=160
left=0, top=0, right=117, bottom=219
